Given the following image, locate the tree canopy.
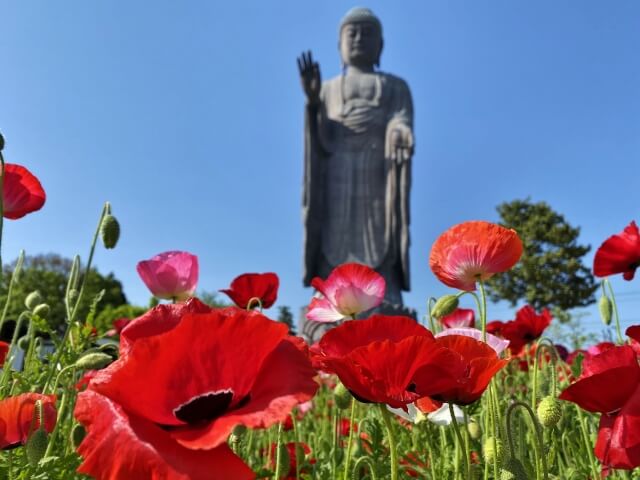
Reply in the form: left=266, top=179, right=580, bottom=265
left=485, top=199, right=597, bottom=315
left=0, top=253, right=128, bottom=338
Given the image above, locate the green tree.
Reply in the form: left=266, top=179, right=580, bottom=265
left=486, top=199, right=597, bottom=316
left=0, top=253, right=128, bottom=337
left=277, top=306, right=296, bottom=335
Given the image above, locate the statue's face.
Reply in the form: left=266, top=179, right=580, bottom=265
left=340, top=21, right=382, bottom=68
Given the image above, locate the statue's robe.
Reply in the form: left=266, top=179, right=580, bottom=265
left=303, top=72, right=413, bottom=302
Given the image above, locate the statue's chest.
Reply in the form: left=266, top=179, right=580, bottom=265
left=342, top=74, right=381, bottom=103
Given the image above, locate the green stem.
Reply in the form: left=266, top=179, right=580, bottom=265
left=427, top=297, right=437, bottom=332
left=273, top=423, right=284, bottom=480
left=477, top=280, right=488, bottom=342
left=605, top=279, right=624, bottom=344
left=0, top=312, right=30, bottom=392
left=342, top=398, right=357, bottom=480
left=0, top=250, right=24, bottom=335
left=576, top=406, right=599, bottom=480
left=352, top=456, right=378, bottom=480
left=450, top=403, right=470, bottom=480
left=378, top=404, right=399, bottom=480
left=459, top=291, right=483, bottom=330
left=331, top=410, right=339, bottom=478
left=41, top=204, right=108, bottom=390
left=505, top=401, right=549, bottom=480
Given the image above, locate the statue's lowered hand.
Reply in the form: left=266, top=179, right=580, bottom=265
left=387, top=124, right=414, bottom=163
left=297, top=50, right=321, bottom=105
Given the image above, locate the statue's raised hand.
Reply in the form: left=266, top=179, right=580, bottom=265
left=297, top=50, right=321, bottom=105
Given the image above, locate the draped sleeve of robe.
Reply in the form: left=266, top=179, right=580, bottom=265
left=302, top=72, right=413, bottom=291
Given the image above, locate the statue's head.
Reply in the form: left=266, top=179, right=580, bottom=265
left=339, top=7, right=383, bottom=69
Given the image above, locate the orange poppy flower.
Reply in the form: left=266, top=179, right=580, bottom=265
left=429, top=221, right=523, bottom=291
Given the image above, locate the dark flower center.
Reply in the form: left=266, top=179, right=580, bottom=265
left=175, top=391, right=233, bottom=424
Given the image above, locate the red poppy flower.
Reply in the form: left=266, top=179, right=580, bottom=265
left=440, top=308, right=475, bottom=329
left=76, top=308, right=318, bottom=479
left=0, top=393, right=56, bottom=449
left=313, top=315, right=460, bottom=409
left=429, top=221, right=523, bottom=291
left=3, top=164, right=46, bottom=220
left=105, top=317, right=132, bottom=337
left=306, top=263, right=385, bottom=322
left=75, top=390, right=253, bottom=480
left=627, top=325, right=640, bottom=344
left=499, top=306, right=552, bottom=355
left=486, top=320, right=504, bottom=335
left=119, top=297, right=213, bottom=354
left=220, top=272, right=279, bottom=309
left=560, top=346, right=640, bottom=470
left=268, top=442, right=315, bottom=479
left=560, top=346, right=640, bottom=414
left=0, top=341, right=9, bottom=367
left=428, top=334, right=508, bottom=405
left=594, top=221, right=640, bottom=281
left=136, top=250, right=199, bottom=301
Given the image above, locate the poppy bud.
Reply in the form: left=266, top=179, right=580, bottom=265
left=75, top=352, right=113, bottom=370
left=25, top=291, right=43, bottom=311
left=537, top=395, right=562, bottom=428
left=275, top=442, right=291, bottom=477
left=26, top=428, right=48, bottom=466
left=100, top=214, right=120, bottom=249
left=432, top=294, right=459, bottom=319
left=33, top=303, right=50, bottom=319
left=18, top=336, right=31, bottom=350
left=467, top=420, right=482, bottom=440
left=0, top=132, right=4, bottom=151
left=483, top=437, right=503, bottom=466
left=334, top=382, right=353, bottom=410
left=71, top=424, right=86, bottom=448
left=499, top=457, right=527, bottom=480
left=598, top=295, right=613, bottom=326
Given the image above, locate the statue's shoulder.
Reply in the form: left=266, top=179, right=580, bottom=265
left=377, top=72, right=411, bottom=92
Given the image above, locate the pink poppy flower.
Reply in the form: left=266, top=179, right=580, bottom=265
left=306, top=263, right=385, bottom=322
left=435, top=327, right=510, bottom=355
left=136, top=251, right=199, bottom=301
left=440, top=308, right=475, bottom=329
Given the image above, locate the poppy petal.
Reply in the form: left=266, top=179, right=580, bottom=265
left=220, top=272, right=279, bottom=309
left=92, top=310, right=288, bottom=427
left=430, top=221, right=523, bottom=291
left=0, top=393, right=56, bottom=449
left=170, top=337, right=318, bottom=449
left=3, top=164, right=46, bottom=220
left=594, top=221, right=640, bottom=280
left=74, top=390, right=253, bottom=480
left=560, top=346, right=640, bottom=413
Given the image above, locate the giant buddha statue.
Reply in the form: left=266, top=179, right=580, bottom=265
left=298, top=7, right=414, bottom=311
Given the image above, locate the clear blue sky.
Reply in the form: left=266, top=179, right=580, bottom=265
left=1, top=1, right=639, bottom=337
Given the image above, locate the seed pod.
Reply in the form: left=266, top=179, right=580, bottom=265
left=333, top=382, right=353, bottom=410
left=499, top=457, right=527, bottom=480
left=26, top=428, right=48, bottom=466
left=467, top=420, right=482, bottom=440
left=100, top=214, right=120, bottom=249
left=25, top=291, right=43, bottom=311
left=33, top=303, right=50, bottom=319
left=432, top=294, right=459, bottom=319
left=75, top=352, right=113, bottom=370
left=483, top=437, right=504, bottom=467
left=537, top=395, right=562, bottom=428
left=598, top=295, right=613, bottom=326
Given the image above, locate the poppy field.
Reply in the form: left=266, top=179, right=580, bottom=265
left=2, top=137, right=640, bottom=479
